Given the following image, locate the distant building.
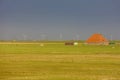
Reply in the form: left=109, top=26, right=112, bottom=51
left=65, top=42, right=74, bottom=45
left=65, top=42, right=78, bottom=46
left=86, top=33, right=109, bottom=45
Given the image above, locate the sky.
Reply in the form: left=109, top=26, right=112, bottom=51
left=0, top=0, right=120, bottom=40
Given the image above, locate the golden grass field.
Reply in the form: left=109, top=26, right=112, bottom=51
left=0, top=42, right=120, bottom=80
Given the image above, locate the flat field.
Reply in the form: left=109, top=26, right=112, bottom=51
left=0, top=42, right=120, bottom=80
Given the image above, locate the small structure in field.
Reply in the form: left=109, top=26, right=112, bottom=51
left=65, top=42, right=78, bottom=46
left=74, top=42, right=78, bottom=46
left=86, top=33, right=109, bottom=45
left=65, top=42, right=74, bottom=45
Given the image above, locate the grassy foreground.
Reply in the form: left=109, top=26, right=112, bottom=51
left=0, top=42, right=120, bottom=80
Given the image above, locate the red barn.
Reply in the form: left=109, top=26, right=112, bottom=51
left=86, top=33, right=109, bottom=45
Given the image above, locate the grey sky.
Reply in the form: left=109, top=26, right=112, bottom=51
left=0, top=0, right=120, bottom=40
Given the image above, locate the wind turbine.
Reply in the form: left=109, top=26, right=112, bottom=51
left=110, top=34, right=113, bottom=41
left=76, top=34, right=79, bottom=41
left=41, top=34, right=46, bottom=40
left=23, top=34, right=27, bottom=40
left=59, top=33, right=63, bottom=40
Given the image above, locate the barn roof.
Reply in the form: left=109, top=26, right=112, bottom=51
left=86, top=33, right=109, bottom=43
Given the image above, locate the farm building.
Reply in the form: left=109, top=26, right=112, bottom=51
left=86, top=33, right=109, bottom=45
left=65, top=42, right=74, bottom=45
left=65, top=42, right=78, bottom=46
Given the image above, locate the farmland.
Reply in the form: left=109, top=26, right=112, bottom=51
left=0, top=41, right=120, bottom=80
